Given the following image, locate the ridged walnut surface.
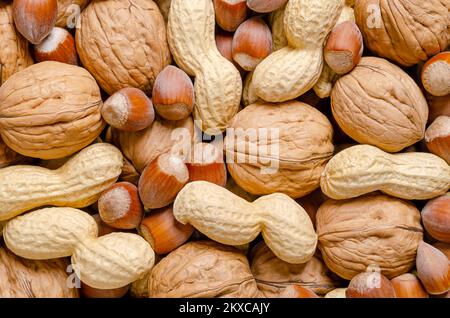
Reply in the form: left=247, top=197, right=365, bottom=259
left=4, top=208, right=98, bottom=260
left=252, top=0, right=344, bottom=102
left=72, top=232, right=155, bottom=289
left=355, top=0, right=450, bottom=66
left=173, top=181, right=317, bottom=264
left=316, top=194, right=423, bottom=280
left=148, top=241, right=260, bottom=298
left=320, top=144, right=450, bottom=200
left=167, top=0, right=242, bottom=132
left=250, top=242, right=340, bottom=296
left=76, top=0, right=170, bottom=95
left=56, top=0, right=91, bottom=28
left=0, top=143, right=123, bottom=221
left=225, top=101, right=334, bottom=198
left=331, top=57, right=428, bottom=152
left=0, top=247, right=79, bottom=298
left=0, top=61, right=104, bottom=159
left=0, top=3, right=33, bottom=85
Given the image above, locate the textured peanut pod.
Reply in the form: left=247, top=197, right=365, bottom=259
left=173, top=181, right=317, bottom=264
left=0, top=61, right=104, bottom=159
left=242, top=72, right=260, bottom=106
left=4, top=208, right=98, bottom=260
left=72, top=232, right=155, bottom=289
left=321, top=145, right=450, bottom=200
left=0, top=2, right=33, bottom=85
left=76, top=0, right=171, bottom=95
left=167, top=0, right=242, bottom=132
left=268, top=5, right=287, bottom=51
left=252, top=0, right=344, bottom=102
left=56, top=0, right=90, bottom=28
left=0, top=143, right=123, bottom=220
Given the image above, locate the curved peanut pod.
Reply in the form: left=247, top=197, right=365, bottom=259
left=72, top=233, right=155, bottom=290
left=321, top=145, right=450, bottom=200
left=4, top=208, right=98, bottom=260
left=269, top=5, right=287, bottom=51
left=167, top=0, right=242, bottom=132
left=173, top=181, right=317, bottom=264
left=0, top=143, right=123, bottom=221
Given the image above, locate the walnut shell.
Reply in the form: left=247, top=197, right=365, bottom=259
left=331, top=57, right=428, bottom=152
left=224, top=101, right=334, bottom=198
left=250, top=242, right=341, bottom=296
left=0, top=247, right=79, bottom=298
left=76, top=0, right=171, bottom=95
left=0, top=61, right=104, bottom=159
left=109, top=116, right=193, bottom=173
left=316, top=194, right=423, bottom=280
left=148, top=241, right=260, bottom=298
left=0, top=2, right=33, bottom=85
left=56, top=0, right=91, bottom=28
left=0, top=136, right=30, bottom=168
left=355, top=0, right=450, bottom=66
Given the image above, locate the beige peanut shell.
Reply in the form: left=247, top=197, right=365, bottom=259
left=0, top=143, right=123, bottom=221
left=320, top=144, right=450, bottom=200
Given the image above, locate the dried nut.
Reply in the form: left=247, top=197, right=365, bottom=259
left=4, top=207, right=98, bottom=260
left=13, top=0, right=57, bottom=44
left=225, top=101, right=334, bottom=198
left=119, top=156, right=141, bottom=186
left=213, top=0, right=248, bottom=32
left=0, top=2, right=33, bottom=85
left=102, top=88, right=155, bottom=132
left=168, top=0, right=242, bottom=132
left=0, top=143, right=123, bottom=221
left=246, top=0, right=288, bottom=13
left=0, top=61, right=105, bottom=159
left=92, top=214, right=120, bottom=237
left=320, top=144, right=450, bottom=200
left=72, top=232, right=155, bottom=289
left=252, top=0, right=344, bottom=102
left=232, top=16, right=273, bottom=71
left=346, top=271, right=396, bottom=298
left=138, top=153, right=189, bottom=209
left=325, top=288, right=347, bottom=298
left=324, top=21, right=363, bottom=75
left=152, top=65, right=194, bottom=121
left=268, top=5, right=287, bottom=51
left=316, top=194, right=423, bottom=280
left=130, top=272, right=150, bottom=298
left=173, top=181, right=317, bottom=264
left=295, top=189, right=327, bottom=228
left=427, top=93, right=450, bottom=124
left=416, top=241, right=450, bottom=295
left=148, top=241, right=260, bottom=297
left=391, top=273, right=429, bottom=298
left=422, top=193, right=450, bottom=244
left=313, top=64, right=340, bottom=99
left=98, top=182, right=144, bottom=230
left=109, top=116, right=194, bottom=173
left=0, top=137, right=29, bottom=168
left=81, top=283, right=129, bottom=298
left=0, top=247, right=79, bottom=298
left=55, top=0, right=90, bottom=28
left=250, top=241, right=340, bottom=296
left=425, top=116, right=450, bottom=164
left=355, top=0, right=449, bottom=66
left=279, top=285, right=319, bottom=298
left=139, top=205, right=194, bottom=255
left=332, top=57, right=428, bottom=152
left=242, top=71, right=260, bottom=106
left=422, top=52, right=450, bottom=97
left=187, top=143, right=227, bottom=187
left=34, top=27, right=78, bottom=65
left=76, top=0, right=171, bottom=95
left=434, top=242, right=450, bottom=260
left=215, top=31, right=234, bottom=63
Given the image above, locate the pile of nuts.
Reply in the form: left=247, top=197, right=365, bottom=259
left=0, top=0, right=449, bottom=298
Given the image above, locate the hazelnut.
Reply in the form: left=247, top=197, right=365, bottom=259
left=422, top=52, right=450, bottom=97
left=346, top=271, right=396, bottom=298
left=81, top=282, right=129, bottom=298
left=391, top=273, right=429, bottom=298
left=433, top=242, right=450, bottom=260
left=421, top=193, right=450, bottom=243
left=246, top=0, right=288, bottom=13
left=213, top=0, right=248, bottom=32
left=278, top=285, right=319, bottom=298
left=34, top=27, right=78, bottom=65
left=425, top=116, right=450, bottom=164
left=187, top=143, right=227, bottom=187
left=416, top=241, right=450, bottom=295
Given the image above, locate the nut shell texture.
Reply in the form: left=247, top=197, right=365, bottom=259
left=72, top=232, right=155, bottom=290
left=331, top=57, right=428, bottom=152
left=0, top=61, right=104, bottom=159
left=4, top=208, right=98, bottom=260
left=56, top=0, right=90, bottom=28
left=76, top=0, right=170, bottom=95
left=317, top=194, right=423, bottom=280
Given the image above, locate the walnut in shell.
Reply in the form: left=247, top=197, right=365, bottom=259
left=56, top=0, right=91, bottom=28
left=355, top=0, right=450, bottom=66
left=0, top=61, right=104, bottom=159
left=331, top=57, right=428, bottom=152
left=0, top=246, right=79, bottom=298
left=76, top=0, right=171, bottom=95
left=148, top=241, right=260, bottom=298
left=224, top=101, right=334, bottom=198
left=316, top=194, right=423, bottom=280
